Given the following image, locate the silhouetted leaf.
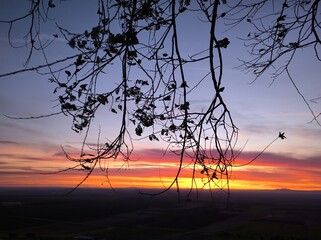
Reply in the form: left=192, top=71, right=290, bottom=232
left=179, top=102, right=190, bottom=110
left=289, top=42, right=299, bottom=48
left=142, top=80, right=149, bottom=86
left=48, top=0, right=55, bottom=8
left=77, top=40, right=87, bottom=49
left=81, top=153, right=95, bottom=157
left=81, top=119, right=89, bottom=128
left=68, top=38, right=76, bottom=48
left=97, top=95, right=108, bottom=105
left=161, top=128, right=168, bottom=136
left=58, top=82, right=67, bottom=88
left=73, top=128, right=80, bottom=133
left=75, top=55, right=85, bottom=66
left=275, top=23, right=283, bottom=28
left=179, top=7, right=187, bottom=13
left=130, top=119, right=136, bottom=125
left=135, top=124, right=143, bottom=136
left=126, top=30, right=139, bottom=45
left=278, top=132, right=286, bottom=139
left=111, top=108, right=117, bottom=114
left=169, top=124, right=177, bottom=132
left=128, top=50, right=137, bottom=59
left=163, top=95, right=171, bottom=101
left=168, top=83, right=176, bottom=90
left=58, top=96, right=65, bottom=104
left=219, top=87, right=225, bottom=92
left=149, top=134, right=159, bottom=141
left=180, top=81, right=189, bottom=88
left=211, top=172, right=218, bottom=179
left=65, top=70, right=71, bottom=77
left=88, top=96, right=97, bottom=104
left=69, top=95, right=76, bottom=101
left=109, top=46, right=118, bottom=54
left=62, top=103, right=77, bottom=111
left=141, top=116, right=154, bottom=127
left=74, top=124, right=83, bottom=131
left=149, top=103, right=156, bottom=108
left=81, top=164, right=91, bottom=170
left=277, top=15, right=286, bottom=21
left=215, top=38, right=230, bottom=48
left=80, top=84, right=87, bottom=91
left=91, top=26, right=100, bottom=39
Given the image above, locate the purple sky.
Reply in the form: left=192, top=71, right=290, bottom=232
left=0, top=0, right=320, bottom=189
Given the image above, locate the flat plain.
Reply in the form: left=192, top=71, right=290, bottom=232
left=0, top=188, right=320, bottom=240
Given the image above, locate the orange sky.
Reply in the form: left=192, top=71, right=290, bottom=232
left=1, top=143, right=320, bottom=191
left=1, top=1, right=321, bottom=192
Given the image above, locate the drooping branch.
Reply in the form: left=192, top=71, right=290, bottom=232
left=223, top=0, right=321, bottom=125
left=1, top=0, right=308, bottom=195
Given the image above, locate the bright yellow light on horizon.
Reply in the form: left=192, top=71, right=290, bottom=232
left=3, top=172, right=320, bottom=192
left=1, top=145, right=321, bottom=191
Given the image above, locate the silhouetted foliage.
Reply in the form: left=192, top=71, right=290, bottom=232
left=1, top=0, right=320, bottom=194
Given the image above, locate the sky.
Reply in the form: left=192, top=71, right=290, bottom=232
left=0, top=0, right=321, bottom=191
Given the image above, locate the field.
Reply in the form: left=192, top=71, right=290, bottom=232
left=1, top=188, right=320, bottom=240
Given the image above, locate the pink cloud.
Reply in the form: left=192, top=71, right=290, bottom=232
left=1, top=143, right=320, bottom=190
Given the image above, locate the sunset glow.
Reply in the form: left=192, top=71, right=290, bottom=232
left=1, top=1, right=321, bottom=192
left=1, top=142, right=320, bottom=191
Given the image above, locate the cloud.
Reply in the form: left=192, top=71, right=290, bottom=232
left=131, top=148, right=192, bottom=164
left=135, top=147, right=321, bottom=168
left=235, top=151, right=321, bottom=169
left=0, top=153, right=44, bottom=161
left=0, top=140, right=19, bottom=145
left=0, top=120, right=47, bottom=138
left=1, top=143, right=320, bottom=190
left=0, top=165, right=41, bottom=173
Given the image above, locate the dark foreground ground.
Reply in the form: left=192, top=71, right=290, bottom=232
left=0, top=187, right=320, bottom=240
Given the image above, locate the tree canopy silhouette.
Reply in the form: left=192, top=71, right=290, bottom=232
left=1, top=0, right=320, bottom=195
